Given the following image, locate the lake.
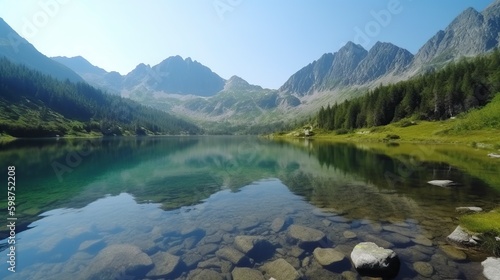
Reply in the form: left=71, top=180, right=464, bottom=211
left=0, top=136, right=499, bottom=279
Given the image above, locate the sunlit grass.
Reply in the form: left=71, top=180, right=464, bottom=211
left=459, top=209, right=500, bottom=235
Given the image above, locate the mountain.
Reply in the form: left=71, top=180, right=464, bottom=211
left=408, top=1, right=500, bottom=74
left=55, top=55, right=226, bottom=97
left=52, top=56, right=123, bottom=94
left=0, top=18, right=83, bottom=83
left=279, top=42, right=369, bottom=96
left=0, top=57, right=201, bottom=137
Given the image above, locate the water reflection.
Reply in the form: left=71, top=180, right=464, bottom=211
left=0, top=137, right=498, bottom=279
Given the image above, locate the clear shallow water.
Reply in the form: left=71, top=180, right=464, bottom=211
left=0, top=136, right=499, bottom=279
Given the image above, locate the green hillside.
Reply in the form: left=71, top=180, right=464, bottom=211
left=0, top=58, right=201, bottom=138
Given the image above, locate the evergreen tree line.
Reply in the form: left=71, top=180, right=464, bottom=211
left=317, top=50, right=500, bottom=131
left=0, top=58, right=201, bottom=137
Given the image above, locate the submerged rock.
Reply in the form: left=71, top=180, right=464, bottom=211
left=439, top=245, right=467, bottom=261
left=447, top=226, right=478, bottom=246
left=482, top=257, right=500, bottom=280
left=234, top=235, right=274, bottom=261
left=350, top=242, right=400, bottom=278
left=288, top=225, right=326, bottom=248
left=261, top=258, right=300, bottom=280
left=146, top=252, right=180, bottom=278
left=187, top=269, right=224, bottom=280
left=413, top=261, right=434, bottom=278
left=81, top=244, right=153, bottom=279
left=271, top=217, right=290, bottom=233
left=232, top=267, right=266, bottom=280
left=216, top=247, right=252, bottom=266
left=312, top=248, right=345, bottom=266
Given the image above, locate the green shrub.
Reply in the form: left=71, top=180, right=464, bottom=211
left=385, top=134, right=401, bottom=140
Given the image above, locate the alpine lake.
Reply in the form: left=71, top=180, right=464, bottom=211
left=0, top=136, right=499, bottom=280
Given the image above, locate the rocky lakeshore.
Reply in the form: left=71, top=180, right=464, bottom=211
left=5, top=181, right=497, bottom=280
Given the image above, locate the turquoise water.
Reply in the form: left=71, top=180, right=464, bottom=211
left=0, top=136, right=499, bottom=279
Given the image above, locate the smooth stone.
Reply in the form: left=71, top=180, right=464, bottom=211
left=456, top=206, right=483, bottom=213
left=220, top=223, right=235, bottom=232
left=197, top=257, right=221, bottom=269
left=361, top=234, right=394, bottom=249
left=427, top=180, right=454, bottom=187
left=341, top=270, right=359, bottom=280
left=234, top=235, right=274, bottom=261
left=188, top=269, right=224, bottom=280
left=343, top=231, right=357, bottom=239
left=182, top=251, right=203, bottom=268
left=439, top=245, right=467, bottom=261
left=239, top=218, right=260, bottom=230
left=482, top=257, right=500, bottom=280
left=232, top=267, right=266, bottom=280
left=382, top=225, right=415, bottom=238
left=197, top=243, right=219, bottom=256
left=203, top=233, right=223, bottom=244
left=261, top=258, right=300, bottom=280
left=216, top=247, right=251, bottom=266
left=289, top=247, right=305, bottom=258
left=271, top=217, right=286, bottom=233
left=288, top=225, right=326, bottom=245
left=181, top=225, right=204, bottom=236
left=385, top=233, right=411, bottom=246
left=447, top=225, right=478, bottom=246
left=78, top=239, right=104, bottom=251
left=146, top=252, right=180, bottom=278
left=81, top=244, right=153, bottom=279
left=322, top=219, right=332, bottom=227
left=413, top=261, right=434, bottom=278
left=350, top=242, right=400, bottom=278
left=412, top=235, right=433, bottom=247
left=313, top=248, right=345, bottom=266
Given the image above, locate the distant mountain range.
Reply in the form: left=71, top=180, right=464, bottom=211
left=2, top=0, right=500, bottom=134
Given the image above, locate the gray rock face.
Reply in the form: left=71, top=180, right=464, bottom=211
left=350, top=242, right=400, bottom=278
left=146, top=252, right=180, bottom=278
left=312, top=248, right=346, bottom=266
left=351, top=42, right=413, bottom=84
left=232, top=267, right=266, bottom=280
left=261, top=258, right=301, bottom=280
left=482, top=257, right=500, bottom=280
left=447, top=225, right=478, bottom=246
left=288, top=225, right=326, bottom=248
left=80, top=244, right=153, bottom=279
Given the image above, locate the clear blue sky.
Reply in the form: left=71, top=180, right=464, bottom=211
left=0, top=0, right=495, bottom=89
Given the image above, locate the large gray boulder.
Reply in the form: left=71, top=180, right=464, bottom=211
left=80, top=244, right=153, bottom=279
left=482, top=257, right=500, bottom=280
left=350, top=242, right=400, bottom=278
left=261, top=258, right=300, bottom=280
left=446, top=226, right=478, bottom=246
left=288, top=225, right=326, bottom=249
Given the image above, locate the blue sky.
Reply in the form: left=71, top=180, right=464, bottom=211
left=0, top=0, right=495, bottom=89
